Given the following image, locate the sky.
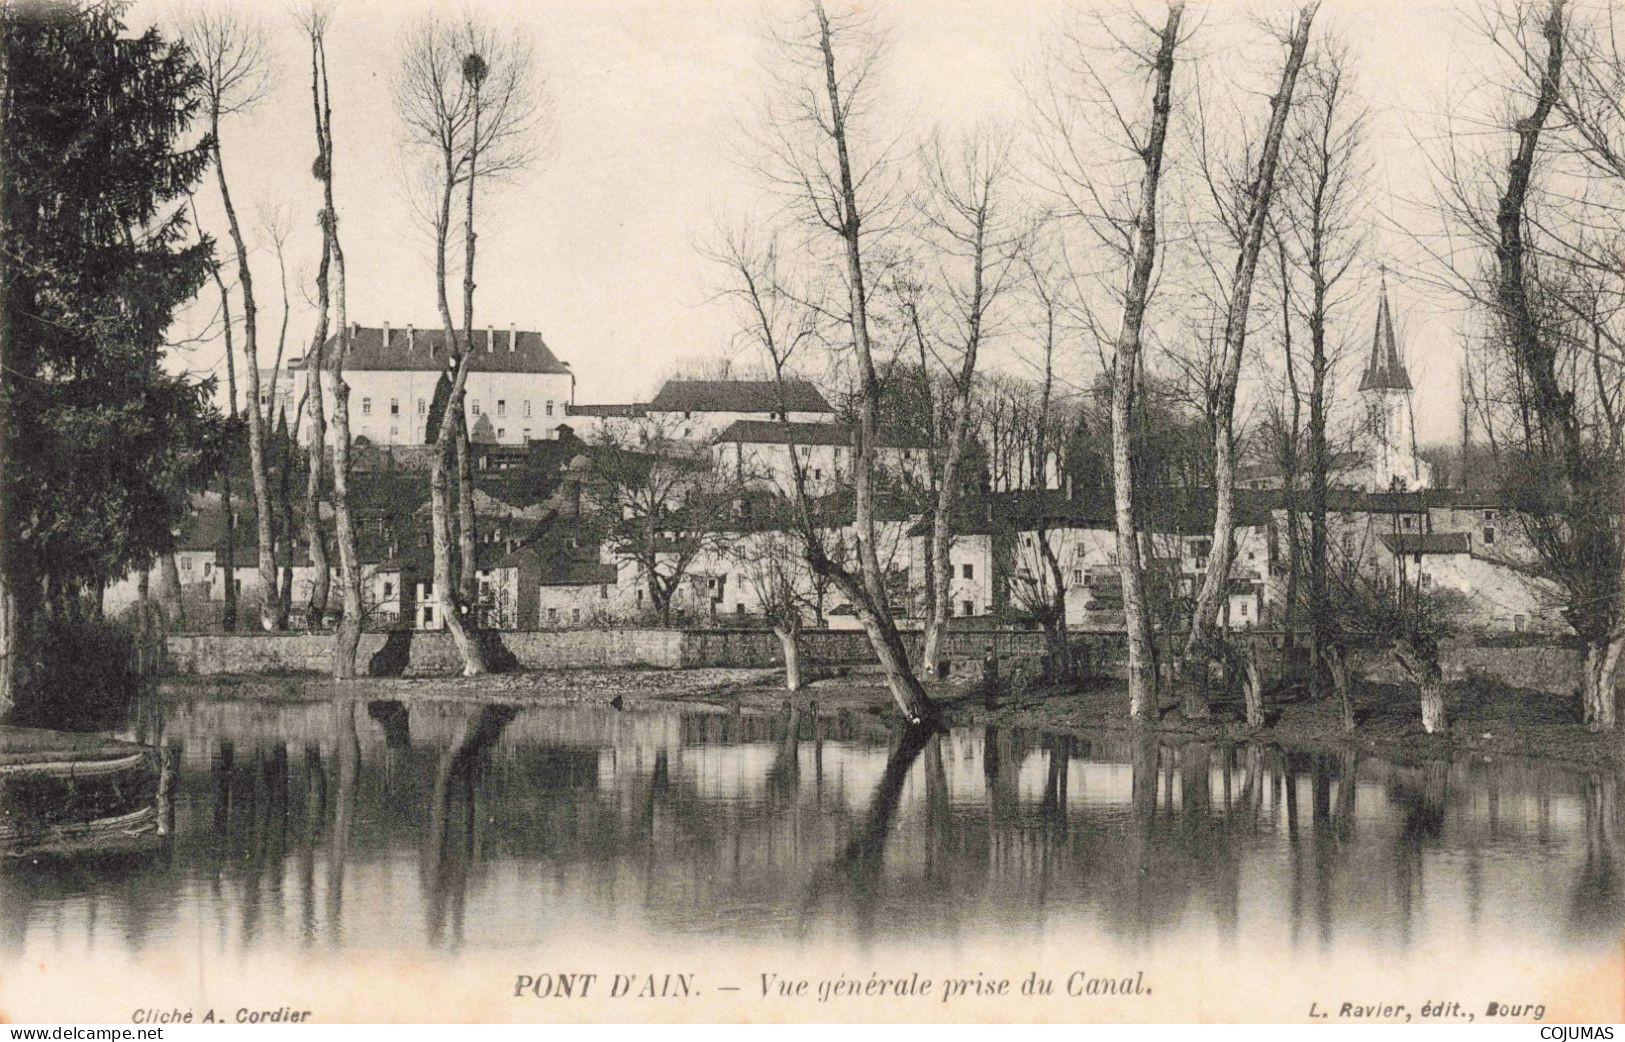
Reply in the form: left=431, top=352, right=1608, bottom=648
left=140, top=0, right=1482, bottom=445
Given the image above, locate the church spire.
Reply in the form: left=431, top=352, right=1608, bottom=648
left=1360, top=270, right=1413, bottom=391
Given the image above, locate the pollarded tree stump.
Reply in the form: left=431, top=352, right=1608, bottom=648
left=1241, top=638, right=1265, bottom=730
left=1394, top=636, right=1446, bottom=736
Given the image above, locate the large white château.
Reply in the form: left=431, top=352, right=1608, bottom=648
left=287, top=323, right=575, bottom=446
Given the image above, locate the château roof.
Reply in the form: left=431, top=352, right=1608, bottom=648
left=1360, top=280, right=1413, bottom=392
left=292, top=324, right=572, bottom=375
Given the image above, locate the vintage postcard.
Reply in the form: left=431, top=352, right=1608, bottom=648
left=1, top=0, right=1622, bottom=1026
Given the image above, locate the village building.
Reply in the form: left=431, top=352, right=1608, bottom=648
left=711, top=419, right=930, bottom=494
left=289, top=322, right=575, bottom=448
left=564, top=378, right=835, bottom=444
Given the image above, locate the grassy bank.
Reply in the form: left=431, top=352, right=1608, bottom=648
left=155, top=662, right=1625, bottom=772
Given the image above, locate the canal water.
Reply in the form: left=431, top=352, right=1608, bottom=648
left=1, top=692, right=1621, bottom=1020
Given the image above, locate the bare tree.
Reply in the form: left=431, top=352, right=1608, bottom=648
left=299, top=3, right=363, bottom=677
left=183, top=7, right=282, bottom=631
left=394, top=11, right=543, bottom=674
left=1033, top=2, right=1186, bottom=721
left=1006, top=249, right=1080, bottom=678
left=1416, top=0, right=1625, bottom=731
left=1281, top=39, right=1368, bottom=705
left=1182, top=2, right=1319, bottom=718
left=729, top=2, right=938, bottom=727
left=729, top=526, right=816, bottom=690
left=912, top=129, right=1024, bottom=678
left=588, top=417, right=725, bottom=627
left=197, top=233, right=240, bottom=632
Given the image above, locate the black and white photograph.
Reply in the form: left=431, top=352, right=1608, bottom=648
left=0, top=0, right=1621, bottom=1026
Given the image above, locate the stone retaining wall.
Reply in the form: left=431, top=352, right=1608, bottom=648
left=164, top=628, right=1597, bottom=695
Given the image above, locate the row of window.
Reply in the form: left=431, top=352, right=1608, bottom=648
left=357, top=397, right=556, bottom=419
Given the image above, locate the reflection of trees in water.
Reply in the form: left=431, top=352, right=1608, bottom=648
left=15, top=698, right=1623, bottom=960
left=421, top=704, right=520, bottom=950
left=1569, top=769, right=1624, bottom=943
left=1384, top=759, right=1450, bottom=949
left=800, top=724, right=936, bottom=947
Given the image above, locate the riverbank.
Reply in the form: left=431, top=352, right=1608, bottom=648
left=153, top=662, right=1625, bottom=772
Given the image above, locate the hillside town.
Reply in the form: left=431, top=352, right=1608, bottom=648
left=111, top=280, right=1559, bottom=645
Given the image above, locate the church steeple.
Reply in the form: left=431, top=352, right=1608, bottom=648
left=1360, top=274, right=1413, bottom=391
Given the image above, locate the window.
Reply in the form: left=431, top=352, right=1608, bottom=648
left=390, top=397, right=400, bottom=415
left=424, top=580, right=434, bottom=597
left=546, top=400, right=554, bottom=417
left=636, top=588, right=644, bottom=604
left=524, top=400, right=532, bottom=417
left=961, top=599, right=974, bottom=617
left=498, top=428, right=506, bottom=439
left=383, top=581, right=394, bottom=598
left=181, top=558, right=192, bottom=572
left=962, top=563, right=974, bottom=580
left=599, top=584, right=608, bottom=599
left=1484, top=510, right=1497, bottom=522
left=813, top=468, right=822, bottom=480
left=362, top=398, right=371, bottom=415
left=1421, top=572, right=1433, bottom=589
left=234, top=578, right=242, bottom=595
left=548, top=608, right=558, bottom=624
left=1239, top=601, right=1249, bottom=618
left=203, top=562, right=212, bottom=577
left=497, top=400, right=506, bottom=417
left=1515, top=614, right=1527, bottom=632
left=572, top=608, right=581, bottom=624
left=735, top=603, right=745, bottom=615
left=417, top=398, right=427, bottom=415
left=1401, top=515, right=1415, bottom=531
left=1483, top=526, right=1496, bottom=546
left=1072, top=568, right=1083, bottom=585
left=472, top=402, right=481, bottom=416
left=390, top=426, right=399, bottom=437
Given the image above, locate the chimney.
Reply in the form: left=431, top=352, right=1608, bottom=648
left=509, top=323, right=517, bottom=352
left=381, top=321, right=390, bottom=348
left=407, top=324, right=415, bottom=352
left=487, top=325, right=495, bottom=352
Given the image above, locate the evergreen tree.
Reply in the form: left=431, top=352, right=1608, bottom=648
left=1, top=0, right=225, bottom=715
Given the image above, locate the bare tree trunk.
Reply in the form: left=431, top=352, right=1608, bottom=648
left=1395, top=638, right=1446, bottom=735
left=776, top=625, right=802, bottom=692
left=303, top=244, right=332, bottom=630
left=1326, top=642, right=1353, bottom=732
left=1185, top=3, right=1318, bottom=697
left=1112, top=2, right=1184, bottom=722
left=311, top=30, right=364, bottom=678
left=1582, top=639, right=1622, bottom=733
left=813, top=2, right=934, bottom=726
left=209, top=112, right=280, bottom=633
left=276, top=409, right=296, bottom=623
left=1242, top=637, right=1265, bottom=729
left=158, top=550, right=185, bottom=629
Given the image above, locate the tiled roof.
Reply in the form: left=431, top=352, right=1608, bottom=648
left=292, top=324, right=571, bottom=375
left=648, top=379, right=832, bottom=414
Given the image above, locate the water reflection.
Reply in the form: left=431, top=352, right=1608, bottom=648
left=1, top=694, right=1621, bottom=964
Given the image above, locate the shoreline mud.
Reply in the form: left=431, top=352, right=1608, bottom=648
left=144, top=664, right=1625, bottom=772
